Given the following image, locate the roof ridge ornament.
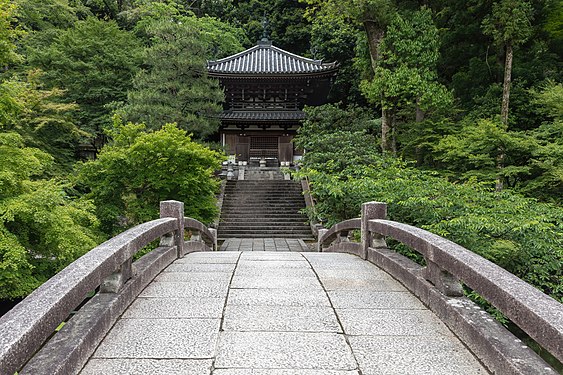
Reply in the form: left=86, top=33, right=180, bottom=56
left=259, top=13, right=272, bottom=45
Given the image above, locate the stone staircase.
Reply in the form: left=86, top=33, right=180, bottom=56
left=218, top=179, right=313, bottom=240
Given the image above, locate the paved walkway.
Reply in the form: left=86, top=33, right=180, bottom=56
left=220, top=238, right=311, bottom=252
left=80, top=252, right=488, bottom=374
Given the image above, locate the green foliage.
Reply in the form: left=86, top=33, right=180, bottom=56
left=0, top=132, right=101, bottom=299
left=0, top=0, right=24, bottom=67
left=76, top=120, right=224, bottom=234
left=294, top=105, right=563, bottom=301
left=1, top=69, right=86, bottom=173
left=28, top=17, right=142, bottom=150
left=482, top=0, right=533, bottom=48
left=361, top=8, right=452, bottom=112
left=121, top=14, right=244, bottom=138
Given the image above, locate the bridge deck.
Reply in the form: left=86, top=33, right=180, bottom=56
left=80, top=251, right=488, bottom=374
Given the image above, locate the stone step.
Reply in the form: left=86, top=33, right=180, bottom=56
left=220, top=217, right=308, bottom=223
left=219, top=223, right=309, bottom=229
left=224, top=190, right=303, bottom=194
left=221, top=205, right=305, bottom=210
left=220, top=212, right=306, bottom=217
left=218, top=233, right=315, bottom=240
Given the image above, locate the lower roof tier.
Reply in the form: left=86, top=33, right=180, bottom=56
left=220, top=110, right=306, bottom=122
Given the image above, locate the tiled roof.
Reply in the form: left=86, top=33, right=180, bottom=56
left=221, top=110, right=306, bottom=121
left=207, top=40, right=337, bottom=75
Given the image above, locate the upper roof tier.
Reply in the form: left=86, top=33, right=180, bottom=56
left=207, top=39, right=338, bottom=76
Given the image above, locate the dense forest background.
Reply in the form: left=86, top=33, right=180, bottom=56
left=0, top=0, right=561, bottom=304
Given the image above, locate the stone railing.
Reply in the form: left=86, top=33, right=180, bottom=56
left=318, top=201, right=563, bottom=375
left=0, top=200, right=216, bottom=375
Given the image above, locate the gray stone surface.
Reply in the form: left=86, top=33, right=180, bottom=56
left=155, top=271, right=232, bottom=282
left=122, top=297, right=225, bottom=319
left=215, top=332, right=357, bottom=370
left=79, top=251, right=493, bottom=375
left=92, top=318, right=220, bottom=359
left=233, top=266, right=315, bottom=278
left=223, top=305, right=341, bottom=332
left=349, top=335, right=488, bottom=375
left=231, top=276, right=322, bottom=290
left=162, top=263, right=236, bottom=273
left=176, top=252, right=240, bottom=263
left=139, top=281, right=229, bottom=298
left=228, top=289, right=331, bottom=307
left=220, top=238, right=310, bottom=252
left=80, top=359, right=212, bottom=375
left=320, top=277, right=403, bottom=291
left=236, top=260, right=311, bottom=269
left=241, top=251, right=305, bottom=261
left=329, top=290, right=426, bottom=309
left=336, top=308, right=452, bottom=336
left=214, top=370, right=360, bottom=375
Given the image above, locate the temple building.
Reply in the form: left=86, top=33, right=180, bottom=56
left=207, top=38, right=337, bottom=166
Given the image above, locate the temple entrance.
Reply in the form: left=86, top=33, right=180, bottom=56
left=250, top=136, right=278, bottom=159
left=230, top=134, right=294, bottom=164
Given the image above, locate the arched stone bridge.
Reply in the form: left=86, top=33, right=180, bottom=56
left=0, top=201, right=561, bottom=374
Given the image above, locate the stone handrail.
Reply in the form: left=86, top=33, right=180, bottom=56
left=0, top=200, right=216, bottom=375
left=319, top=201, right=563, bottom=374
left=317, top=218, right=362, bottom=255
left=184, top=217, right=217, bottom=252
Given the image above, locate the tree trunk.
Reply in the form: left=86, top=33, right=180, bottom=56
left=496, top=43, right=513, bottom=191
left=363, top=20, right=385, bottom=72
left=501, top=43, right=513, bottom=126
left=381, top=108, right=395, bottom=154
left=416, top=97, right=425, bottom=123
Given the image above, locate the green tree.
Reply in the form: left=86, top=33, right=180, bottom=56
left=76, top=120, right=224, bottom=234
left=482, top=0, right=534, bottom=123
left=293, top=107, right=563, bottom=301
left=28, top=17, right=142, bottom=152
left=361, top=8, right=452, bottom=153
left=0, top=0, right=23, bottom=68
left=121, top=14, right=245, bottom=138
left=0, top=132, right=100, bottom=299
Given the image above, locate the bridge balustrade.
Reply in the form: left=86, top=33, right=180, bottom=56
left=318, top=201, right=562, bottom=375
left=0, top=200, right=215, bottom=375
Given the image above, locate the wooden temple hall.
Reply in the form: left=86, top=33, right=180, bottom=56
left=207, top=37, right=338, bottom=166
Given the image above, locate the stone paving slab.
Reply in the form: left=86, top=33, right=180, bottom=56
left=320, top=277, right=403, bottom=291
left=231, top=276, right=322, bottom=290
left=220, top=238, right=310, bottom=252
left=82, top=250, right=489, bottom=375
left=215, top=332, right=357, bottom=370
left=163, top=263, right=236, bottom=273
left=122, top=297, right=225, bottom=319
left=329, top=290, right=426, bottom=309
left=214, top=370, right=360, bottom=375
left=175, top=256, right=239, bottom=264
left=81, top=359, right=212, bottom=375
left=223, top=305, right=342, bottom=333
left=92, top=318, right=220, bottom=359
left=336, top=308, right=453, bottom=336
left=228, top=288, right=331, bottom=307
left=349, top=335, right=488, bottom=375
left=233, top=267, right=316, bottom=278
left=139, top=281, right=229, bottom=298
left=155, top=271, right=233, bottom=282
left=236, top=260, right=311, bottom=269
left=240, top=251, right=305, bottom=260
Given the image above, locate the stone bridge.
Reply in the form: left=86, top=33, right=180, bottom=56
left=0, top=201, right=561, bottom=374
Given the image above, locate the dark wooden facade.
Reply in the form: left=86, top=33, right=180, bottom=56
left=207, top=39, right=337, bottom=164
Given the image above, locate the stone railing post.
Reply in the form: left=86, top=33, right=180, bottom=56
left=208, top=228, right=218, bottom=251
left=361, top=202, right=387, bottom=259
left=424, top=260, right=464, bottom=297
left=100, top=257, right=132, bottom=293
left=317, top=228, right=328, bottom=252
left=160, top=200, right=185, bottom=258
